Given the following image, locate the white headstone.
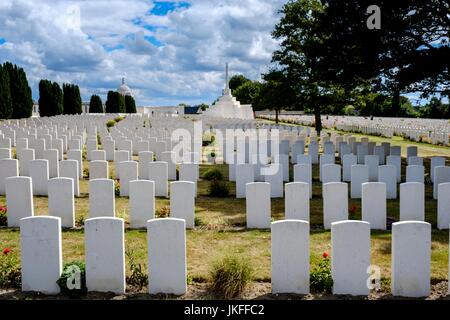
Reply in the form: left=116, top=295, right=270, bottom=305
left=362, top=182, right=386, bottom=230
left=59, top=160, right=79, bottom=197
left=386, top=155, right=401, bottom=183
left=147, top=218, right=187, bottom=295
left=5, top=176, right=34, bottom=227
left=400, top=182, right=424, bottom=221
left=437, top=183, right=450, bottom=230
left=430, top=157, right=445, bottom=182
left=246, top=182, right=271, bottom=229
left=364, top=155, right=379, bottom=181
left=148, top=161, right=168, bottom=197
left=391, top=221, right=430, bottom=297
left=293, top=164, right=312, bottom=198
left=378, top=165, right=397, bottom=199
left=85, top=217, right=125, bottom=294
left=170, top=181, right=195, bottom=229
left=434, top=166, right=450, bottom=199
left=285, top=182, right=309, bottom=221
left=89, top=179, right=115, bottom=218
left=20, top=216, right=62, bottom=294
left=264, top=164, right=284, bottom=198
left=406, top=165, right=424, bottom=184
left=29, top=159, right=49, bottom=196
left=162, top=151, right=177, bottom=180
left=236, top=164, right=254, bottom=198
left=271, top=220, right=309, bottom=294
left=48, top=178, right=75, bottom=228
left=118, top=161, right=138, bottom=197
left=89, top=160, right=109, bottom=180
left=331, top=220, right=370, bottom=295
left=350, top=165, right=369, bottom=199
left=138, top=151, right=154, bottom=180
left=322, top=164, right=341, bottom=184
left=179, top=163, right=198, bottom=196
left=342, top=154, right=357, bottom=182
left=323, top=182, right=348, bottom=229
left=0, top=159, right=18, bottom=195
left=17, top=148, right=34, bottom=176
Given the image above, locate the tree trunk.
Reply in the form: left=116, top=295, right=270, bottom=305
left=275, top=108, right=279, bottom=124
left=314, top=105, right=322, bottom=135
left=391, top=88, right=400, bottom=117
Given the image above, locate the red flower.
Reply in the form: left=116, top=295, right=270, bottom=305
left=349, top=205, right=357, bottom=215
left=322, top=252, right=329, bottom=259
left=0, top=206, right=7, bottom=213
left=3, top=248, right=11, bottom=255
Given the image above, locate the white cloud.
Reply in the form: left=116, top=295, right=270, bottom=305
left=0, top=0, right=286, bottom=106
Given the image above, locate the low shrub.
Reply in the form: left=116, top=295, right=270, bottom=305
left=125, top=248, right=148, bottom=291
left=202, top=168, right=224, bottom=181
left=57, top=261, right=87, bottom=297
left=0, top=248, right=21, bottom=288
left=106, top=120, right=116, bottom=128
left=114, top=116, right=125, bottom=123
left=0, top=205, right=7, bottom=226
left=114, top=180, right=120, bottom=197
left=208, top=179, right=230, bottom=197
left=210, top=256, right=253, bottom=299
left=194, top=216, right=205, bottom=227
left=310, top=252, right=333, bottom=294
left=155, top=205, right=170, bottom=218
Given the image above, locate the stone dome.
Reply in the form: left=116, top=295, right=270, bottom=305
left=118, top=78, right=133, bottom=97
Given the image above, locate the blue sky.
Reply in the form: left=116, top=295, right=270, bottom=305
left=0, top=0, right=285, bottom=106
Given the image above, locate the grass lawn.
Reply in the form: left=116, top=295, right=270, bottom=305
left=1, top=141, right=450, bottom=288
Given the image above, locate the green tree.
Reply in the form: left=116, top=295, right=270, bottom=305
left=63, top=83, right=82, bottom=115
left=105, top=91, right=125, bottom=113
left=419, top=97, right=449, bottom=119
left=229, top=75, right=250, bottom=92
left=39, top=80, right=63, bottom=117
left=271, top=0, right=450, bottom=128
left=233, top=81, right=262, bottom=105
left=0, top=65, right=12, bottom=119
left=253, top=70, right=297, bottom=123
left=89, top=95, right=104, bottom=113
left=3, top=62, right=33, bottom=119
left=125, top=95, right=137, bottom=113
left=198, top=103, right=209, bottom=111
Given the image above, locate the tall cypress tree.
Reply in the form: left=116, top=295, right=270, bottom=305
left=0, top=65, right=12, bottom=119
left=39, top=80, right=63, bottom=117
left=63, top=83, right=82, bottom=115
left=125, top=95, right=137, bottom=113
left=89, top=95, right=104, bottom=113
left=3, top=62, right=33, bottom=119
left=105, top=91, right=125, bottom=113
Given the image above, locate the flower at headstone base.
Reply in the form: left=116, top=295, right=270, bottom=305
left=0, top=206, right=7, bottom=213
left=3, top=248, right=11, bottom=255
left=322, top=252, right=329, bottom=259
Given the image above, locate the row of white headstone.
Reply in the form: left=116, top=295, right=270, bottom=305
left=5, top=176, right=196, bottom=229
left=245, top=181, right=450, bottom=230
left=19, top=216, right=436, bottom=298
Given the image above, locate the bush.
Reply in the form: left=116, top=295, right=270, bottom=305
left=155, top=205, right=170, bottom=218
left=0, top=248, right=21, bottom=288
left=114, top=180, right=120, bottom=197
left=210, top=256, right=253, bottom=299
left=106, top=120, right=116, bottom=128
left=0, top=205, right=7, bottom=226
left=310, top=253, right=333, bottom=294
left=114, top=116, right=124, bottom=122
left=202, top=168, right=224, bottom=181
left=57, top=261, right=87, bottom=297
left=208, top=179, right=230, bottom=197
left=125, top=248, right=148, bottom=291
